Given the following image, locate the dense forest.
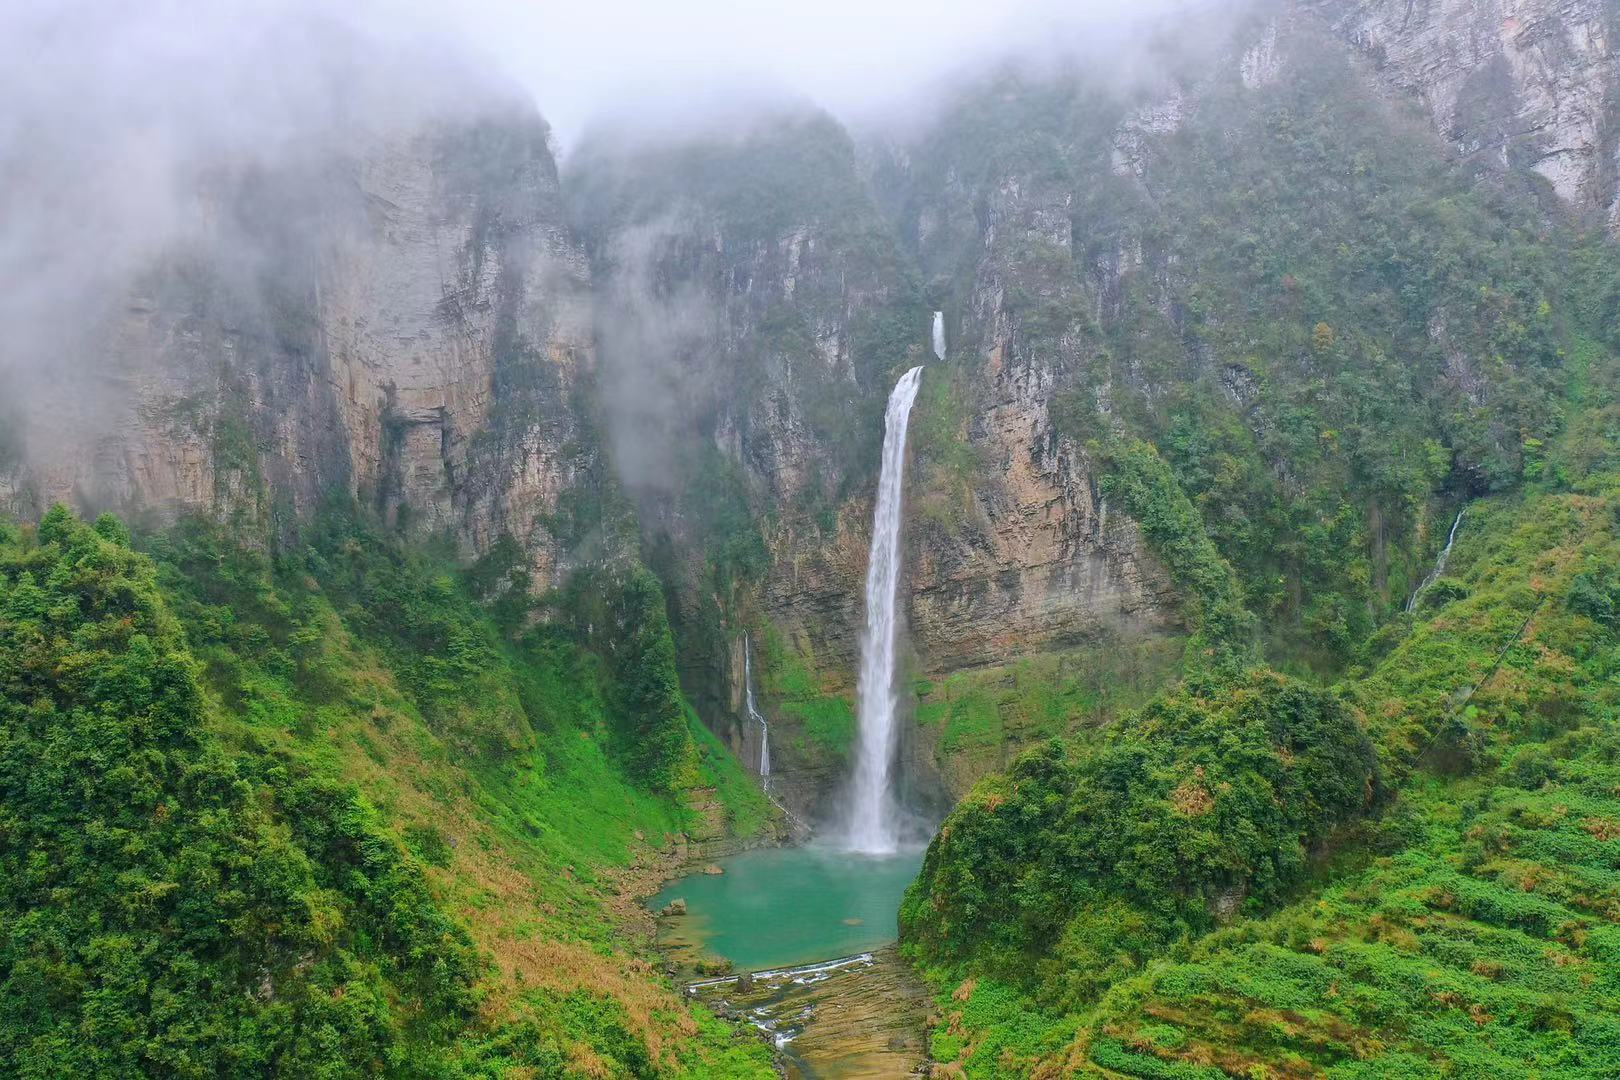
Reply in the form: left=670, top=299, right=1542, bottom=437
left=0, top=507, right=773, bottom=1075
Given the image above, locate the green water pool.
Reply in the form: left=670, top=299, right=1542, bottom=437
left=648, top=845, right=924, bottom=972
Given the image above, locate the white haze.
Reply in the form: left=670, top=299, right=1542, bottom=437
left=453, top=0, right=1215, bottom=146
left=0, top=0, right=1219, bottom=311
left=0, top=0, right=1223, bottom=457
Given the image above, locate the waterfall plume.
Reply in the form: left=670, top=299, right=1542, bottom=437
left=744, top=633, right=770, bottom=791
left=1407, top=509, right=1465, bottom=614
left=845, top=365, right=925, bottom=854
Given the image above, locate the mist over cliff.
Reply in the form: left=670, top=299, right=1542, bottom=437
left=5, top=2, right=1620, bottom=1076
left=0, top=0, right=1615, bottom=804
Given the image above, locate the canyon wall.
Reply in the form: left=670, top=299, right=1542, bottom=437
left=3, top=0, right=1615, bottom=819
left=1, top=105, right=595, bottom=590
left=1314, top=0, right=1619, bottom=223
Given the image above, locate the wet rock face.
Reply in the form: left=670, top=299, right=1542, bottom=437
left=4, top=106, right=594, bottom=588
left=905, top=358, right=1177, bottom=674
left=1315, top=0, right=1620, bottom=222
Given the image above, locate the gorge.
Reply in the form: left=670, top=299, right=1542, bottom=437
left=5, top=0, right=1620, bottom=1077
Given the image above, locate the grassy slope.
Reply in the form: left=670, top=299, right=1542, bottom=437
left=907, top=466, right=1620, bottom=1078
left=911, top=640, right=1185, bottom=795
left=1, top=507, right=777, bottom=1078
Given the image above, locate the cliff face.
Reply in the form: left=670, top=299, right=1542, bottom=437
left=569, top=114, right=1184, bottom=819
left=1315, top=0, right=1620, bottom=222
left=4, top=0, right=1615, bottom=821
left=2, top=106, right=595, bottom=590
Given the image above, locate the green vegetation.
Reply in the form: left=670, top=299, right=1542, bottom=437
left=756, top=627, right=856, bottom=761
left=903, top=671, right=1380, bottom=1010
left=0, top=506, right=775, bottom=1077
left=557, top=563, right=696, bottom=792
left=903, top=21, right=1602, bottom=676
left=900, top=466, right=1620, bottom=1076
left=1087, top=754, right=1620, bottom=1078
left=0, top=508, right=479, bottom=1076
left=912, top=641, right=1184, bottom=790
left=1097, top=439, right=1259, bottom=675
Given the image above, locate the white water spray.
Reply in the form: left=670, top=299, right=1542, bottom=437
left=744, top=633, right=770, bottom=791
left=1407, top=509, right=1465, bottom=614
left=845, top=366, right=925, bottom=854
left=931, top=311, right=945, bottom=361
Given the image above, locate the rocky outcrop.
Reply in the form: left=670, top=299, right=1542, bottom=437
left=2, top=105, right=594, bottom=588
left=1313, top=0, right=1620, bottom=222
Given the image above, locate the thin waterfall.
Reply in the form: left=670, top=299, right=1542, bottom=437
left=744, top=633, right=770, bottom=791
left=931, top=311, right=945, bottom=361
left=846, top=366, right=925, bottom=854
left=1407, top=509, right=1465, bottom=614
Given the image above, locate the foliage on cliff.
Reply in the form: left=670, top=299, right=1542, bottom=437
left=0, top=507, right=774, bottom=1078
left=901, top=672, right=1379, bottom=1011
left=902, top=18, right=1606, bottom=676
left=902, top=461, right=1620, bottom=1076
left=556, top=562, right=697, bottom=792
left=1097, top=439, right=1259, bottom=676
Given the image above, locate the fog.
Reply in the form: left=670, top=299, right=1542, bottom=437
left=0, top=0, right=1219, bottom=345
left=451, top=0, right=1215, bottom=146
left=0, top=0, right=1229, bottom=507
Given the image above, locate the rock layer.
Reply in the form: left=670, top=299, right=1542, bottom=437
left=3, top=107, right=594, bottom=588
left=1315, top=0, right=1620, bottom=222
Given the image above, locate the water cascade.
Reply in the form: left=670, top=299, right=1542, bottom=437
left=931, top=311, right=945, bottom=361
left=1406, top=509, right=1465, bottom=614
left=846, top=366, right=925, bottom=854
left=744, top=633, right=770, bottom=791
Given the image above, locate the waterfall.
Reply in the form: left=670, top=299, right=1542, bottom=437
left=744, top=633, right=770, bottom=791
left=845, top=366, right=925, bottom=855
left=931, top=311, right=945, bottom=361
left=1407, top=509, right=1465, bottom=614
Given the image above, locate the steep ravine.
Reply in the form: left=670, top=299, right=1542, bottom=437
left=5, top=0, right=1615, bottom=846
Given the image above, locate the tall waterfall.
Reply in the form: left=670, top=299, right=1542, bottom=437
left=1407, top=509, right=1465, bottom=614
left=931, top=311, right=945, bottom=361
left=744, top=633, right=770, bottom=791
left=846, top=366, right=925, bottom=854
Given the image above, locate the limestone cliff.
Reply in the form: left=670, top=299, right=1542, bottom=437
left=2, top=104, right=595, bottom=590
left=5, top=0, right=1615, bottom=824
left=1311, top=0, right=1620, bottom=223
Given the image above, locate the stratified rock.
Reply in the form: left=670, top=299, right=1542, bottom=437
left=1312, top=0, right=1620, bottom=224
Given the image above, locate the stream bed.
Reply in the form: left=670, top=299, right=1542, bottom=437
left=649, top=845, right=931, bottom=1077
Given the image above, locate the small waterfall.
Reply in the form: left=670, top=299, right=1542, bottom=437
left=1407, top=509, right=1465, bottom=614
left=931, top=311, right=945, bottom=361
left=744, top=633, right=770, bottom=791
left=846, top=366, right=925, bottom=855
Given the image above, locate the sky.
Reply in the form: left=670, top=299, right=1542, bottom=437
left=407, top=0, right=1204, bottom=146
left=473, top=1, right=1169, bottom=144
